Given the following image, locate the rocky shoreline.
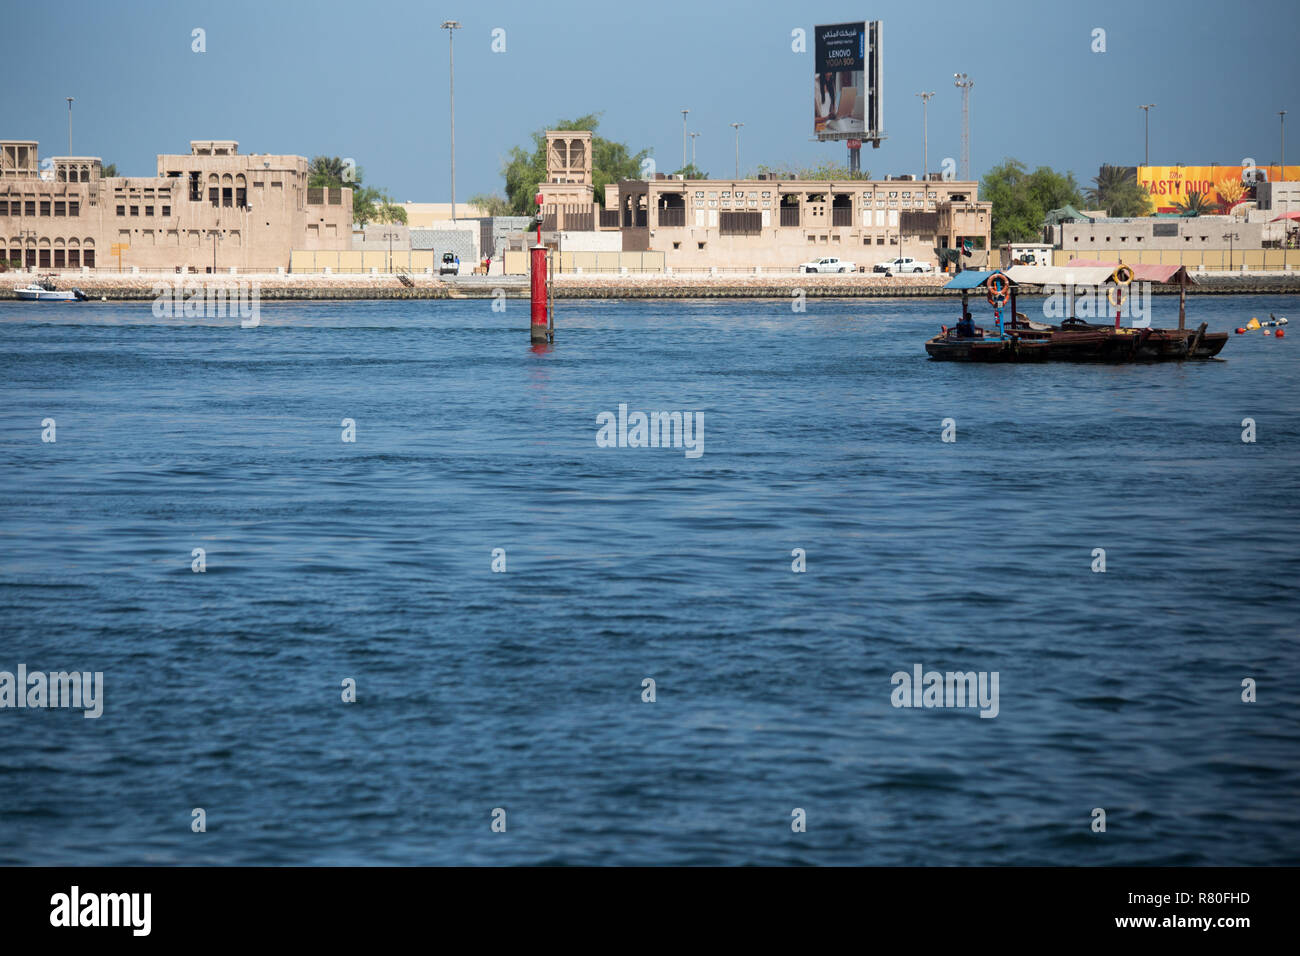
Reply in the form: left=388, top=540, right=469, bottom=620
left=2, top=271, right=1298, bottom=301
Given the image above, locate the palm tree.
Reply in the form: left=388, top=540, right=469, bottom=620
left=1086, top=164, right=1133, bottom=206
left=1174, top=190, right=1214, bottom=217
left=309, top=156, right=356, bottom=188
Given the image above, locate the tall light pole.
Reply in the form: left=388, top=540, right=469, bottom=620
left=730, top=122, right=743, bottom=179
left=1280, top=110, right=1287, bottom=176
left=680, top=109, right=689, bottom=171
left=916, top=91, right=935, bottom=179
left=66, top=97, right=74, bottom=154
left=1139, top=104, right=1156, bottom=166
left=689, top=132, right=700, bottom=169
left=442, top=20, right=461, bottom=221
left=1223, top=232, right=1239, bottom=272
left=954, top=74, right=973, bottom=180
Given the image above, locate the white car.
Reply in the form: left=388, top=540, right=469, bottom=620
left=873, top=256, right=933, bottom=274
left=798, top=256, right=856, bottom=274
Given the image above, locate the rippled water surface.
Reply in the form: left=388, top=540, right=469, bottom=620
left=1, top=295, right=1297, bottom=865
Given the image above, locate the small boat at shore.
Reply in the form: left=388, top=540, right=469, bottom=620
left=927, top=264, right=1226, bottom=363
left=13, top=275, right=88, bottom=302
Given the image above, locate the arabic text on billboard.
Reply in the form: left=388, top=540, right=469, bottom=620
left=814, top=22, right=866, bottom=137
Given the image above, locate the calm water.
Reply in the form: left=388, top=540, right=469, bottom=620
left=1, top=294, right=1297, bottom=866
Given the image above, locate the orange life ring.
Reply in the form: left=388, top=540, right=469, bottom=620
left=1112, top=265, right=1133, bottom=287
left=986, top=273, right=1011, bottom=308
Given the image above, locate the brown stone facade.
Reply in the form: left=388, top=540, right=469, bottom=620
left=0, top=139, right=351, bottom=273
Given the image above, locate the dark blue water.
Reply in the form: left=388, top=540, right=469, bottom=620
left=1, top=295, right=1297, bottom=865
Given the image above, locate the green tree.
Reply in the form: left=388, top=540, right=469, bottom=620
left=373, top=190, right=407, bottom=224
left=468, top=192, right=513, bottom=216
left=100, top=162, right=117, bottom=178
left=308, top=156, right=363, bottom=189
left=670, top=164, right=709, bottom=180
left=501, top=113, right=649, bottom=215
left=982, top=158, right=1084, bottom=244
left=1085, top=165, right=1154, bottom=218
left=1174, top=189, right=1213, bottom=217
left=350, top=186, right=383, bottom=227
left=754, top=160, right=870, bottom=180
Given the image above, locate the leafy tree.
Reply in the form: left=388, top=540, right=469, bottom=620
left=350, top=186, right=384, bottom=227
left=1085, top=165, right=1154, bottom=218
left=1174, top=190, right=1213, bottom=217
left=308, top=156, right=363, bottom=189
left=373, top=190, right=407, bottom=225
left=982, top=158, right=1084, bottom=244
left=670, top=164, right=709, bottom=180
left=468, top=193, right=513, bottom=217
left=755, top=160, right=870, bottom=181
left=501, top=113, right=649, bottom=215
left=100, top=162, right=117, bottom=178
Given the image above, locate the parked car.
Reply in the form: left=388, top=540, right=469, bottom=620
left=798, top=256, right=856, bottom=274
left=873, top=256, right=933, bottom=274
left=440, top=252, right=459, bottom=275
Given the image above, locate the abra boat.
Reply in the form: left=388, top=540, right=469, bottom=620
left=13, top=275, right=87, bottom=302
left=926, top=264, right=1226, bottom=362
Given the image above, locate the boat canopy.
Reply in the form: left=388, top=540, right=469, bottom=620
left=1002, top=265, right=1118, bottom=287
left=942, top=269, right=1002, bottom=290
left=1064, top=259, right=1197, bottom=286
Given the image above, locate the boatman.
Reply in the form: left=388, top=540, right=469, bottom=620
left=956, top=309, right=975, bottom=338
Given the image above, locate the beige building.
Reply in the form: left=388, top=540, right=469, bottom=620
left=1050, top=214, right=1295, bottom=270
left=533, top=130, right=991, bottom=270
left=400, top=202, right=488, bottom=227
left=1, top=138, right=351, bottom=273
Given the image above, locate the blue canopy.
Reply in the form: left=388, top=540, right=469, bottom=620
left=943, top=270, right=1001, bottom=290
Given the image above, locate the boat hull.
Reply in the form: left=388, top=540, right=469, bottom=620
left=927, top=324, right=1227, bottom=363
left=13, top=288, right=78, bottom=301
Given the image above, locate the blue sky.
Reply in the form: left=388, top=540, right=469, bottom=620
left=7, top=0, right=1298, bottom=198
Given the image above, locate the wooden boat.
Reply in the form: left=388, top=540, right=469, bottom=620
left=929, top=265, right=1226, bottom=363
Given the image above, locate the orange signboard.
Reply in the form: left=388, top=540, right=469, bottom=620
left=1137, top=165, right=1300, bottom=212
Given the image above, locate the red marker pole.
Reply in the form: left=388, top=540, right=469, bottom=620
left=530, top=192, right=551, bottom=343
left=530, top=245, right=549, bottom=343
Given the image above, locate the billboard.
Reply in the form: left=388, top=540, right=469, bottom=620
left=1136, top=165, right=1300, bottom=212
left=814, top=21, right=882, bottom=145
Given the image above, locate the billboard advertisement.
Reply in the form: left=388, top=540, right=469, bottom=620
left=1136, top=165, right=1300, bottom=212
left=814, top=21, right=881, bottom=144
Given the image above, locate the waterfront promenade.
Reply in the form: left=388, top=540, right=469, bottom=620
left=4, top=271, right=1299, bottom=301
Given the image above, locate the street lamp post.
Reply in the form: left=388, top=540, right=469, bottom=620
left=730, top=122, right=743, bottom=179
left=382, top=229, right=399, bottom=273
left=66, top=97, right=74, bottom=154
left=953, top=74, right=973, bottom=181
left=1139, top=104, right=1156, bottom=166
left=1223, top=232, right=1239, bottom=273
left=442, top=20, right=461, bottom=221
left=1280, top=110, right=1287, bottom=175
left=916, top=91, right=935, bottom=179
left=681, top=109, right=689, bottom=171
left=689, top=132, right=700, bottom=169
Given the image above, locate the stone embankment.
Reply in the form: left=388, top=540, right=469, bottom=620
left=2, top=270, right=1297, bottom=300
